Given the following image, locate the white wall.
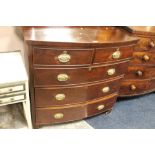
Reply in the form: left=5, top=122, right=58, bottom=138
left=0, top=26, right=24, bottom=53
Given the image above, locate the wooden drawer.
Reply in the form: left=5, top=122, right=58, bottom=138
left=33, top=47, right=94, bottom=66
left=36, top=93, right=117, bottom=125
left=119, top=79, right=155, bottom=96
left=0, top=84, right=25, bottom=95
left=0, top=94, right=25, bottom=104
left=34, top=60, right=129, bottom=86
left=131, top=51, right=155, bottom=65
left=124, top=65, right=155, bottom=79
left=35, top=77, right=122, bottom=107
left=135, top=37, right=155, bottom=51
left=94, top=46, right=134, bottom=64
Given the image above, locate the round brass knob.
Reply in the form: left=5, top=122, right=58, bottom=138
left=143, top=55, right=150, bottom=61
left=150, top=41, right=155, bottom=48
left=112, top=50, right=121, bottom=59
left=97, top=105, right=105, bottom=110
left=58, top=51, right=71, bottom=63
left=136, top=70, right=143, bottom=76
left=130, top=84, right=136, bottom=91
left=57, top=74, right=69, bottom=82
left=107, top=68, right=116, bottom=76
left=54, top=113, right=64, bottom=119
left=9, top=88, right=13, bottom=92
left=102, top=87, right=110, bottom=93
left=55, top=94, right=65, bottom=101
left=10, top=98, right=14, bottom=102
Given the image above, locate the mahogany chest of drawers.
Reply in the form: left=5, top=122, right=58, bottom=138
left=120, top=26, right=155, bottom=96
left=22, top=26, right=138, bottom=128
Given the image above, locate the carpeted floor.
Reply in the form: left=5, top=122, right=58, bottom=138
left=86, top=93, right=155, bottom=129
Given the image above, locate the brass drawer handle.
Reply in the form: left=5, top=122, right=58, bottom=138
left=58, top=51, right=71, bottom=63
left=54, top=113, right=64, bottom=119
left=130, top=84, right=136, bottom=91
left=0, top=100, right=3, bottom=104
left=102, top=87, right=110, bottom=93
left=136, top=70, right=143, bottom=76
left=107, top=68, right=115, bottom=76
left=55, top=94, right=66, bottom=101
left=143, top=55, right=150, bottom=61
left=57, top=74, right=69, bottom=82
left=112, top=49, right=121, bottom=59
left=97, top=105, right=105, bottom=110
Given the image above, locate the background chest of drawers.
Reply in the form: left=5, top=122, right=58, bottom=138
left=22, top=26, right=138, bottom=128
left=120, top=26, right=155, bottom=96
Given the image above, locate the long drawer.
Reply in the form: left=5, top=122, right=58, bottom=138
left=119, top=79, right=155, bottom=96
left=0, top=94, right=25, bottom=104
left=124, top=65, right=155, bottom=79
left=36, top=93, right=117, bottom=125
left=131, top=51, right=155, bottom=65
left=34, top=60, right=129, bottom=86
left=0, top=84, right=25, bottom=95
left=35, top=77, right=122, bottom=107
left=135, top=37, right=155, bottom=51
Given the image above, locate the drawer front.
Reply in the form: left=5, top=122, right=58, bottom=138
left=35, top=77, right=121, bottom=107
left=124, top=65, right=155, bottom=79
left=131, top=51, right=155, bottom=65
left=36, top=93, right=117, bottom=125
left=135, top=37, right=155, bottom=51
left=33, top=47, right=94, bottom=66
left=0, top=84, right=25, bottom=95
left=0, top=94, right=25, bottom=104
left=94, top=46, right=134, bottom=64
left=119, top=79, right=155, bottom=96
left=34, top=61, right=129, bottom=86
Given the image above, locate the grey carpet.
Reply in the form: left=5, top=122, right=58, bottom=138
left=86, top=93, right=155, bottom=129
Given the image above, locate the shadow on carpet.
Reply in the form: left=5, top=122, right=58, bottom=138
left=86, top=93, right=155, bottom=129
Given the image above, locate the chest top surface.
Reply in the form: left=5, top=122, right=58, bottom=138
left=22, top=26, right=138, bottom=46
left=124, top=26, right=155, bottom=36
left=0, top=51, right=27, bottom=85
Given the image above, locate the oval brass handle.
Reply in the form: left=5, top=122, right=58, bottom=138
left=97, top=105, right=105, bottom=110
left=58, top=51, right=71, bottom=63
left=149, top=41, right=155, bottom=48
left=102, top=87, right=110, bottom=93
left=55, top=94, right=66, bottom=101
left=136, top=70, right=143, bottom=76
left=107, top=68, right=116, bottom=76
left=143, top=55, right=150, bottom=61
left=0, top=100, right=2, bottom=103
left=130, top=84, right=136, bottom=91
left=10, top=98, right=15, bottom=102
left=57, top=74, right=69, bottom=82
left=54, top=113, right=64, bottom=119
left=112, top=50, right=121, bottom=59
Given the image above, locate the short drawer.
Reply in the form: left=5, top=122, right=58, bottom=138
left=0, top=84, right=25, bottom=95
left=35, top=77, right=122, bottom=107
left=34, top=60, right=129, bottom=86
left=124, top=65, right=155, bottom=79
left=135, top=37, right=155, bottom=51
left=0, top=94, right=25, bottom=104
left=36, top=93, right=117, bottom=125
left=94, top=46, right=134, bottom=64
left=33, top=47, right=94, bottom=66
left=119, top=79, right=155, bottom=96
left=131, top=51, right=155, bottom=65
